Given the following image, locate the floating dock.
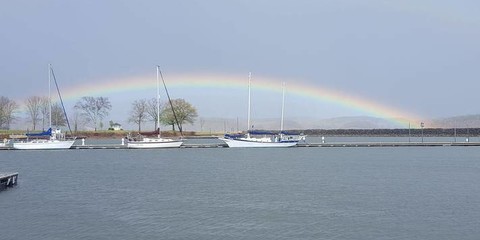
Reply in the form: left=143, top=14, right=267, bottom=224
left=70, top=143, right=229, bottom=149
left=0, top=172, right=18, bottom=190
left=1, top=142, right=480, bottom=150
left=297, top=142, right=480, bottom=147
left=61, top=142, right=480, bottom=149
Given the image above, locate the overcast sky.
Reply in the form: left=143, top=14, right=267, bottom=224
left=1, top=0, right=480, bottom=128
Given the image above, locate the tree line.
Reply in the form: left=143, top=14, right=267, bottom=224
left=128, top=97, right=197, bottom=132
left=0, top=95, right=197, bottom=132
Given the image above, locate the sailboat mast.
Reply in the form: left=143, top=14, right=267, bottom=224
left=48, top=64, right=52, bottom=129
left=281, top=82, right=285, bottom=132
left=156, top=66, right=161, bottom=138
left=247, top=72, right=251, bottom=131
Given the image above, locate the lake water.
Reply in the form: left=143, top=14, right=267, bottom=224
left=1, top=140, right=480, bottom=239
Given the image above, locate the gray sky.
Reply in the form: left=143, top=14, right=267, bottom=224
left=1, top=0, right=480, bottom=129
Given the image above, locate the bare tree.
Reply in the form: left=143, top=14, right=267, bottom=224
left=74, top=96, right=112, bottom=131
left=40, top=97, right=49, bottom=130
left=25, top=96, right=44, bottom=130
left=70, top=110, right=81, bottom=133
left=51, top=103, right=67, bottom=127
left=146, top=97, right=162, bottom=131
left=128, top=99, right=148, bottom=131
left=160, top=98, right=198, bottom=131
left=0, top=96, right=19, bottom=130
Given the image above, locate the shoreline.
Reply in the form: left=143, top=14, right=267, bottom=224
left=2, top=128, right=480, bottom=140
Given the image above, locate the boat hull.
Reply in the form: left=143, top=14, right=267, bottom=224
left=127, top=138, right=183, bottom=149
left=13, top=140, right=75, bottom=150
left=0, top=142, right=10, bottom=149
left=220, top=138, right=298, bottom=148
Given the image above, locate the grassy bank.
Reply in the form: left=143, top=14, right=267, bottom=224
left=0, top=129, right=223, bottom=139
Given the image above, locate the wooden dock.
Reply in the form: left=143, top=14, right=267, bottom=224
left=0, top=172, right=18, bottom=190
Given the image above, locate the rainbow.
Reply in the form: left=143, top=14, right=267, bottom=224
left=56, top=72, right=423, bottom=128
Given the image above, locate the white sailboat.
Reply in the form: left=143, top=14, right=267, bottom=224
left=220, top=73, right=305, bottom=148
left=12, top=128, right=75, bottom=150
left=127, top=66, right=183, bottom=149
left=13, top=65, right=76, bottom=150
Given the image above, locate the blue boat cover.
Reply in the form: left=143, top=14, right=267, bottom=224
left=26, top=128, right=52, bottom=137
left=248, top=130, right=276, bottom=135
left=224, top=133, right=244, bottom=139
left=226, top=131, right=301, bottom=137
left=280, top=131, right=300, bottom=135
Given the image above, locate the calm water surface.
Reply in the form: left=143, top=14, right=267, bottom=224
left=1, top=144, right=480, bottom=239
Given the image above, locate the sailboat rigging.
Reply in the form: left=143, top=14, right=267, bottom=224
left=159, top=68, right=183, bottom=136
left=50, top=66, right=73, bottom=136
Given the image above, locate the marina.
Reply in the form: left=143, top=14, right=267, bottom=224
left=2, top=1, right=480, bottom=239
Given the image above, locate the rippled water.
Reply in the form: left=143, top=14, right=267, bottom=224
left=1, top=143, right=480, bottom=239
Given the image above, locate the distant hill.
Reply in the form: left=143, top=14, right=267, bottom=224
left=430, top=115, right=480, bottom=128
left=187, top=116, right=407, bottom=132
left=185, top=115, right=480, bottom=132
left=291, top=116, right=405, bottom=129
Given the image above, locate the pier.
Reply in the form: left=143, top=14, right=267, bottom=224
left=0, top=172, right=18, bottom=190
